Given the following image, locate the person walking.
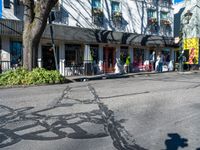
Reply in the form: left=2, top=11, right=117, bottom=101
left=157, top=52, right=164, bottom=72
left=150, top=51, right=155, bottom=71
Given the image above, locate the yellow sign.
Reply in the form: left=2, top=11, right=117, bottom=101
left=183, top=38, right=199, bottom=64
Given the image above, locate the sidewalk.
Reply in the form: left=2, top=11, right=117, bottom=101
left=66, top=70, right=200, bottom=82
left=66, top=71, right=171, bottom=82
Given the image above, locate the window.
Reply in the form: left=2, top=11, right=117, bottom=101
left=147, top=10, right=156, bottom=18
left=160, top=12, right=168, bottom=19
left=10, top=41, right=22, bottom=67
left=133, top=49, right=144, bottom=68
left=160, top=0, right=169, bottom=7
left=92, top=0, right=103, bottom=26
left=120, top=47, right=129, bottom=65
left=4, top=0, right=10, bottom=8
left=111, top=1, right=122, bottom=27
left=90, top=45, right=99, bottom=64
left=65, top=44, right=83, bottom=66
left=111, top=1, right=120, bottom=12
left=92, top=0, right=101, bottom=8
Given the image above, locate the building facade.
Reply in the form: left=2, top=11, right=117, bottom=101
left=173, top=0, right=200, bottom=70
left=0, top=0, right=174, bottom=75
left=180, top=0, right=200, bottom=69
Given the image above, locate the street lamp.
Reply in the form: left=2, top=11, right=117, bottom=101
left=179, top=10, right=193, bottom=72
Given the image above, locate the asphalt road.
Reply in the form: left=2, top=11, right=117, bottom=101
left=0, top=72, right=200, bottom=150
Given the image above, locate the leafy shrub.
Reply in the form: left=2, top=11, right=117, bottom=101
left=0, top=68, right=65, bottom=86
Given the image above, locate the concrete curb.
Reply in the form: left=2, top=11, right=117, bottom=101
left=68, top=70, right=200, bottom=82
left=67, top=71, right=175, bottom=82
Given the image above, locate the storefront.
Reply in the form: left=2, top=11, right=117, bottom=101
left=0, top=20, right=174, bottom=75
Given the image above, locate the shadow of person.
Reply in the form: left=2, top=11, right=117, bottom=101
left=165, top=133, right=188, bottom=150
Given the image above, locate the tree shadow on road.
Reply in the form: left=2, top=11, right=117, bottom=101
left=0, top=85, right=147, bottom=150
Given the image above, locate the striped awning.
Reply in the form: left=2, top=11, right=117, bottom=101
left=0, top=19, right=174, bottom=47
left=0, top=19, right=23, bottom=36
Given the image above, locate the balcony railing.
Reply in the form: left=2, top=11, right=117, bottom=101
left=112, top=11, right=122, bottom=28
left=159, top=0, right=172, bottom=7
left=160, top=18, right=172, bottom=25
left=93, top=15, right=104, bottom=26
left=160, top=26, right=172, bottom=36
left=147, top=0, right=157, bottom=5
left=148, top=17, right=158, bottom=25
left=92, top=8, right=103, bottom=16
left=52, top=10, right=69, bottom=25
left=92, top=8, right=104, bottom=26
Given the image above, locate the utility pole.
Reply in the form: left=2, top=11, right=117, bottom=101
left=49, top=12, right=58, bottom=71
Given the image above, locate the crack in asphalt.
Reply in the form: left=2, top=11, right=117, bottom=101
left=0, top=84, right=148, bottom=150
left=88, top=84, right=147, bottom=150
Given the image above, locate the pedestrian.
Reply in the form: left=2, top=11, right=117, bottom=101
left=150, top=51, right=155, bottom=71
left=157, top=52, right=163, bottom=72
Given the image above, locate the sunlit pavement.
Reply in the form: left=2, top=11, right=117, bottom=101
left=0, top=72, right=200, bottom=150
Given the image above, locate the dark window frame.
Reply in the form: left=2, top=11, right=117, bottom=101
left=4, top=0, right=11, bottom=8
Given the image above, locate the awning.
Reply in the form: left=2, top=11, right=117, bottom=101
left=0, top=19, right=174, bottom=47
left=43, top=25, right=174, bottom=47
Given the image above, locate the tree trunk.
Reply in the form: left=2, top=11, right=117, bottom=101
left=22, top=0, right=58, bottom=71
left=23, top=24, right=40, bottom=70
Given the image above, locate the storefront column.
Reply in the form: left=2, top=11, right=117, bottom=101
left=116, top=45, right=120, bottom=60
left=37, top=43, right=42, bottom=68
left=144, top=49, right=149, bottom=60
left=98, top=44, right=103, bottom=62
left=98, top=44, right=103, bottom=73
left=59, top=42, right=65, bottom=76
left=84, top=44, right=92, bottom=75
left=170, top=49, right=175, bottom=61
left=1, top=37, right=10, bottom=70
left=129, top=47, right=134, bottom=64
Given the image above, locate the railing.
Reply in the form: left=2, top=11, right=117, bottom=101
left=52, top=11, right=69, bottom=25
left=112, top=12, right=122, bottom=28
left=0, top=20, right=23, bottom=36
left=146, top=0, right=157, bottom=5
left=159, top=0, right=171, bottom=8
left=0, top=61, right=11, bottom=73
left=93, top=14, right=104, bottom=26
left=64, top=64, right=84, bottom=76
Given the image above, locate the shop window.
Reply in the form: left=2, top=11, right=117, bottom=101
left=183, top=49, right=189, bottom=62
left=42, top=46, right=59, bottom=70
left=65, top=44, right=83, bottom=67
left=90, top=45, right=99, bottom=64
left=4, top=0, right=11, bottom=8
left=10, top=41, right=22, bottom=67
left=120, top=46, right=128, bottom=65
left=162, top=49, right=170, bottom=64
left=133, top=49, right=144, bottom=68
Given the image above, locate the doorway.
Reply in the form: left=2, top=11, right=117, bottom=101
left=103, top=47, right=115, bottom=73
left=42, top=46, right=59, bottom=70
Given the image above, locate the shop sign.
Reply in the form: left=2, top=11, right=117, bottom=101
left=183, top=38, right=199, bottom=64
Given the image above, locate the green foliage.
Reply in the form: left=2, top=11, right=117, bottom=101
left=0, top=68, right=65, bottom=86
left=126, top=55, right=131, bottom=65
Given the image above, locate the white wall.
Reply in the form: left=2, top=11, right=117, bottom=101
left=2, top=0, right=174, bottom=37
